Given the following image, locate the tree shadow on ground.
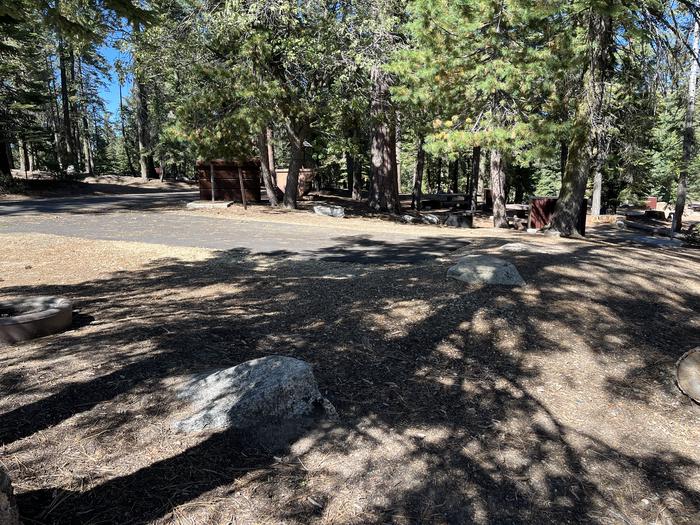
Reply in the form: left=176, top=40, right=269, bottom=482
left=1, top=233, right=699, bottom=524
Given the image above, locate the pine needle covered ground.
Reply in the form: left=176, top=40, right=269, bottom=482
left=0, top=222, right=699, bottom=524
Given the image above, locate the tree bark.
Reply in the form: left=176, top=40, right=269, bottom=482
left=395, top=113, right=402, bottom=194
left=550, top=8, right=613, bottom=236
left=258, top=129, right=279, bottom=207
left=46, top=54, right=64, bottom=171
left=560, top=141, right=568, bottom=177
left=28, top=144, right=35, bottom=173
left=591, top=170, right=602, bottom=216
left=346, top=152, right=354, bottom=192
left=470, top=146, right=480, bottom=210
left=118, top=82, right=136, bottom=175
left=19, top=139, right=28, bottom=175
left=132, top=24, right=157, bottom=180
left=0, top=141, right=12, bottom=187
left=490, top=149, right=508, bottom=227
left=58, top=36, right=76, bottom=170
left=435, top=158, right=442, bottom=193
left=69, top=48, right=84, bottom=173
left=369, top=64, right=400, bottom=213
left=412, top=135, right=425, bottom=210
left=449, top=159, right=459, bottom=193
left=675, top=21, right=699, bottom=233
left=283, top=121, right=306, bottom=209
left=352, top=155, right=363, bottom=201
left=133, top=74, right=156, bottom=179
left=78, top=58, right=94, bottom=176
left=266, top=127, right=276, bottom=174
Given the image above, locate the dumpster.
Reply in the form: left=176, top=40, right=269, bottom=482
left=529, top=197, right=587, bottom=235
left=195, top=160, right=261, bottom=202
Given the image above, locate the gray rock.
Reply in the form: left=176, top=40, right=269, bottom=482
left=173, top=356, right=335, bottom=434
left=445, top=212, right=473, bottom=228
left=499, top=242, right=533, bottom=253
left=0, top=466, right=19, bottom=525
left=448, top=255, right=525, bottom=286
left=421, top=214, right=440, bottom=225
left=400, top=214, right=418, bottom=224
left=499, top=242, right=567, bottom=255
left=313, top=205, right=345, bottom=218
left=677, top=349, right=700, bottom=402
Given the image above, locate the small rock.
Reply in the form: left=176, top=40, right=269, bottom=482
left=500, top=242, right=534, bottom=253
left=313, top=205, right=345, bottom=218
left=421, top=214, right=440, bottom=225
left=447, top=255, right=525, bottom=286
left=173, top=356, right=336, bottom=438
left=0, top=466, right=19, bottom=525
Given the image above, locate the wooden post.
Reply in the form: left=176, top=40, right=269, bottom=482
left=210, top=162, right=215, bottom=202
left=238, top=165, right=247, bottom=210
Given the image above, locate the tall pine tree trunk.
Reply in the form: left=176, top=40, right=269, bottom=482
left=69, top=48, right=83, bottom=173
left=560, top=141, right=568, bottom=177
left=0, top=141, right=12, bottom=187
left=351, top=150, right=363, bottom=201
left=28, top=144, right=35, bottom=173
left=470, top=146, right=480, bottom=211
left=19, top=139, right=28, bottom=175
left=591, top=171, right=602, bottom=216
left=346, top=152, right=355, bottom=193
left=58, top=36, right=76, bottom=170
left=283, top=120, right=306, bottom=209
left=550, top=8, right=613, bottom=235
left=132, top=24, right=156, bottom=180
left=118, top=82, right=136, bottom=175
left=449, top=159, right=459, bottom=193
left=266, top=127, right=276, bottom=174
left=46, top=54, right=64, bottom=170
left=258, top=129, right=278, bottom=207
left=490, top=149, right=508, bottom=227
left=412, top=135, right=425, bottom=210
left=675, top=21, right=699, bottom=233
left=133, top=75, right=156, bottom=179
left=369, top=65, right=400, bottom=213
left=78, top=58, right=94, bottom=176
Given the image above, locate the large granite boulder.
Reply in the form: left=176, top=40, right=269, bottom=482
left=445, top=212, right=473, bottom=228
left=677, top=349, right=700, bottom=402
left=0, top=466, right=20, bottom=525
left=173, top=356, right=335, bottom=434
left=448, top=255, right=525, bottom=286
left=313, top=205, right=345, bottom=218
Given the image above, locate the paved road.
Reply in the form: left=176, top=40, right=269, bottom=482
left=0, top=192, right=468, bottom=264
left=0, top=190, right=198, bottom=216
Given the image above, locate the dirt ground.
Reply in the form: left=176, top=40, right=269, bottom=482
left=1, top=222, right=699, bottom=524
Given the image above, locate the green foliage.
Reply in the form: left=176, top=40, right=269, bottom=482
left=1, top=0, right=698, bottom=210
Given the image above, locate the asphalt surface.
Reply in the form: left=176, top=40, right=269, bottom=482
left=0, top=191, right=198, bottom=216
left=0, top=191, right=469, bottom=264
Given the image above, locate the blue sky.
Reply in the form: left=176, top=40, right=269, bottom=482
left=98, top=43, right=132, bottom=117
